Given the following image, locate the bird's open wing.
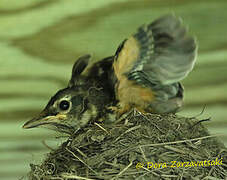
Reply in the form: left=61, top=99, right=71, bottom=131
left=113, top=14, right=197, bottom=87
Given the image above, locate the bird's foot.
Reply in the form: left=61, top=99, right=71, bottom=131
left=107, top=103, right=131, bottom=119
left=107, top=106, right=119, bottom=112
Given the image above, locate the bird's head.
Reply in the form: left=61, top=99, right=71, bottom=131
left=23, top=55, right=102, bottom=134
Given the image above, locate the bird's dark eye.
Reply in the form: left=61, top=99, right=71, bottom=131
left=59, top=100, right=70, bottom=111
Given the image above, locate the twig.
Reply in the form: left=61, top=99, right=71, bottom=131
left=114, top=109, right=133, bottom=124
left=61, top=173, right=95, bottom=180
left=139, top=145, right=148, bottom=162
left=191, top=118, right=211, bottom=129
left=66, top=147, right=97, bottom=175
left=94, top=122, right=109, bottom=134
left=111, top=161, right=133, bottom=180
left=189, top=105, right=207, bottom=119
left=75, top=147, right=88, bottom=158
left=114, top=125, right=141, bottom=142
left=164, top=145, right=187, bottom=154
left=140, top=134, right=224, bottom=148
left=137, top=112, right=164, bottom=133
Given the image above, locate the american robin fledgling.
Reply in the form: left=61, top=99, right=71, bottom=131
left=23, top=55, right=115, bottom=134
left=23, top=14, right=197, bottom=134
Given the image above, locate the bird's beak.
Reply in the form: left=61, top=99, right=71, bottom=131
left=23, top=112, right=67, bottom=129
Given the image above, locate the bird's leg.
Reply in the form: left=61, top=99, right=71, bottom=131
left=107, top=105, right=119, bottom=112
left=117, top=103, right=131, bottom=117
left=107, top=102, right=131, bottom=118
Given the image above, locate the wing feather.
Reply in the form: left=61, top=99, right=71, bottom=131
left=115, top=14, right=197, bottom=87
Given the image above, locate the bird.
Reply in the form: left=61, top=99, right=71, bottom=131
left=23, top=55, right=116, bottom=134
left=112, top=14, right=197, bottom=115
left=23, top=14, right=197, bottom=134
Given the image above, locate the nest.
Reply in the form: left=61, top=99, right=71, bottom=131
left=27, top=110, right=227, bottom=180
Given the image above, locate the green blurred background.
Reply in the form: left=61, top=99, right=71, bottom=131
left=0, top=0, right=227, bottom=179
